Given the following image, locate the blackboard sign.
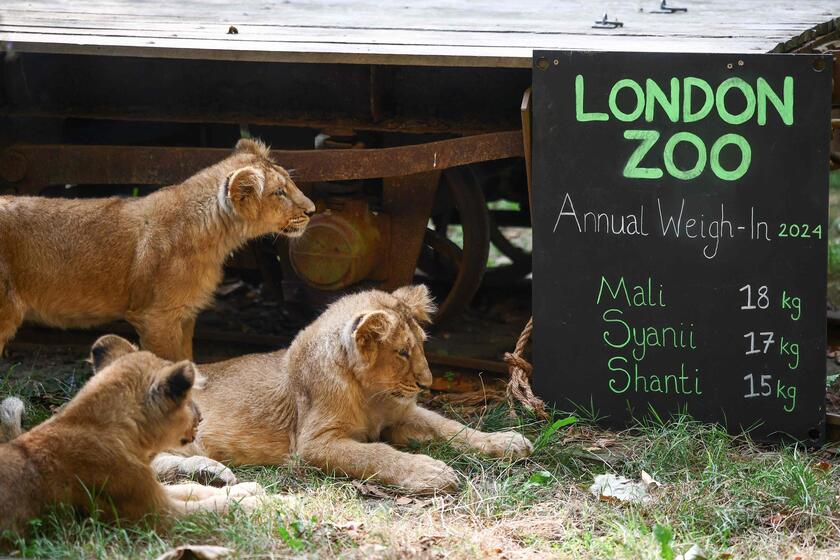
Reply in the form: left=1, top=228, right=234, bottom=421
left=532, top=51, right=832, bottom=442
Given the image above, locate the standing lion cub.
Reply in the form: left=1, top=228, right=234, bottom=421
left=159, top=285, right=533, bottom=494
left=0, top=139, right=314, bottom=360
left=0, top=335, right=268, bottom=534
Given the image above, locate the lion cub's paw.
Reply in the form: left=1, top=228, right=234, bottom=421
left=224, top=481, right=266, bottom=498
left=233, top=493, right=298, bottom=514
left=179, top=456, right=239, bottom=487
left=399, top=454, right=459, bottom=494
left=478, top=431, right=533, bottom=459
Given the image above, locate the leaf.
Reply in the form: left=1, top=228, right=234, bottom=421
left=589, top=474, right=652, bottom=504
left=351, top=480, right=390, bottom=499
left=395, top=496, right=413, bottom=505
left=277, top=525, right=305, bottom=551
left=528, top=470, right=553, bottom=485
left=641, top=470, right=661, bottom=490
left=815, top=460, right=832, bottom=472
left=534, top=416, right=577, bottom=451
left=675, top=544, right=707, bottom=560
left=653, top=524, right=675, bottom=560
left=413, top=498, right=436, bottom=508
left=583, top=437, right=618, bottom=452
left=334, top=520, right=365, bottom=540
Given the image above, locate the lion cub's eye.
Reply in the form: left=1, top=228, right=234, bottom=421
left=397, top=348, right=410, bottom=358
left=273, top=189, right=286, bottom=197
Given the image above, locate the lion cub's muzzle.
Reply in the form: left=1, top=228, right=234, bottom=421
left=391, top=386, right=422, bottom=400
left=281, top=214, right=311, bottom=237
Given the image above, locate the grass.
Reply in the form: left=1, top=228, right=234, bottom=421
left=826, top=169, right=840, bottom=305
left=2, top=370, right=840, bottom=559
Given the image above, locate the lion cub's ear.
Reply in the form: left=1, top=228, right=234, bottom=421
left=225, top=166, right=265, bottom=215
left=153, top=361, right=197, bottom=403
left=392, top=284, right=436, bottom=324
left=344, top=311, right=394, bottom=363
left=89, top=334, right=138, bottom=373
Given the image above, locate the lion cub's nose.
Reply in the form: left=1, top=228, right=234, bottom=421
left=302, top=198, right=316, bottom=216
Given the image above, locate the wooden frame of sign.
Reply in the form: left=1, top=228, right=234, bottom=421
left=532, top=51, right=832, bottom=443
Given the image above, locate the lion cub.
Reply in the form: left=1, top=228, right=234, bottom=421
left=159, top=285, right=533, bottom=494
left=0, top=139, right=314, bottom=361
left=0, top=335, right=266, bottom=534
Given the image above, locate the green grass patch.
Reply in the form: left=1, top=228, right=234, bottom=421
left=2, top=373, right=839, bottom=559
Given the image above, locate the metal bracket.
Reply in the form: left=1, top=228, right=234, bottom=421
left=650, top=0, right=687, bottom=14
left=593, top=13, right=623, bottom=29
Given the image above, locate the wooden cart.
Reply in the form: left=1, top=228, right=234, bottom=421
left=1, top=0, right=838, bottom=321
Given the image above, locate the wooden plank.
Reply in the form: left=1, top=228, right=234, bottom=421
left=0, top=0, right=836, bottom=67
left=0, top=21, right=818, bottom=45
left=1, top=9, right=826, bottom=37
left=0, top=26, right=805, bottom=55
left=1, top=0, right=833, bottom=34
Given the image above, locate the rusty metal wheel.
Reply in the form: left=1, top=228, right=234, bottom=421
left=483, top=213, right=532, bottom=285
left=416, top=166, right=490, bottom=324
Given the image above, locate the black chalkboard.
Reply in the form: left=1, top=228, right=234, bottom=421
left=532, top=51, right=832, bottom=442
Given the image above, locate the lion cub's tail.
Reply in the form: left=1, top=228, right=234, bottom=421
left=0, top=396, right=24, bottom=442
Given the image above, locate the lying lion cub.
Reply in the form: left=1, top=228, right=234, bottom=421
left=0, top=139, right=314, bottom=360
left=0, top=335, right=267, bottom=534
left=159, top=285, right=533, bottom=493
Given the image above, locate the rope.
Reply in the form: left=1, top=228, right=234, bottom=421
left=503, top=316, right=548, bottom=419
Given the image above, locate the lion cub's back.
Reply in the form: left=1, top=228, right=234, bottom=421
left=195, top=349, right=295, bottom=465
left=0, top=196, right=140, bottom=321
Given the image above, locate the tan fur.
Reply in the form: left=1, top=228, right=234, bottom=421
left=166, top=286, right=533, bottom=494
left=0, top=335, right=266, bottom=534
left=0, top=139, right=315, bottom=360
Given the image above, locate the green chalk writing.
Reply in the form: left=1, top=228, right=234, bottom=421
left=609, top=79, right=645, bottom=122
left=623, top=130, right=663, bottom=179
left=645, top=78, right=680, bottom=122
left=663, top=131, right=707, bottom=180
left=709, top=133, right=751, bottom=181
left=757, top=76, right=793, bottom=126
left=575, top=74, right=609, bottom=122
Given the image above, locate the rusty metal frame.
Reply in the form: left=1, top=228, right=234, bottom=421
left=0, top=130, right=523, bottom=293
left=0, top=131, right=523, bottom=194
left=382, top=171, right=442, bottom=289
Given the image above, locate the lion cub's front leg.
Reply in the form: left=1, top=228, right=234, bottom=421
left=385, top=406, right=533, bottom=459
left=131, top=311, right=190, bottom=361
left=152, top=452, right=238, bottom=487
left=299, top=437, right=459, bottom=494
